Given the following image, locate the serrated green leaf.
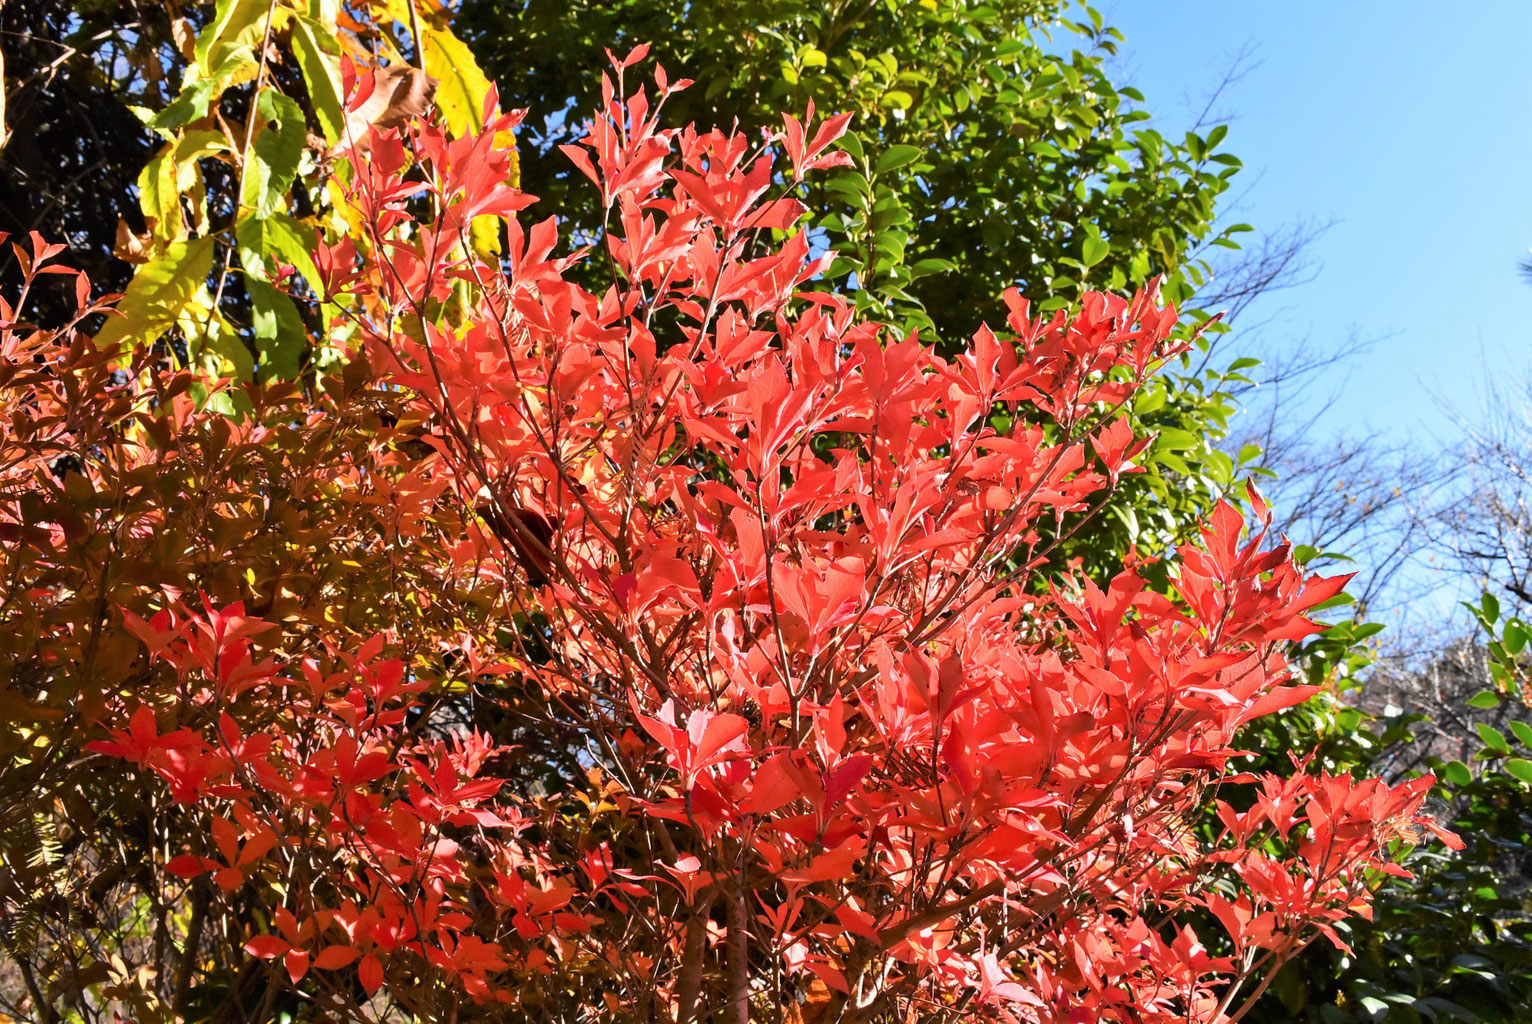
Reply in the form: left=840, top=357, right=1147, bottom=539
left=150, top=78, right=222, bottom=132
left=180, top=300, right=255, bottom=395
left=235, top=213, right=320, bottom=291
left=174, top=129, right=230, bottom=166
left=137, top=145, right=182, bottom=241
left=154, top=7, right=265, bottom=131
left=194, top=0, right=269, bottom=65
left=1510, top=720, right=1532, bottom=749
left=423, top=24, right=493, bottom=139
left=1466, top=690, right=1502, bottom=709
left=242, top=90, right=306, bottom=218
left=246, top=279, right=307, bottom=379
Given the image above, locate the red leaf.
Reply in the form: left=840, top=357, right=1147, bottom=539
left=164, top=855, right=209, bottom=878
left=284, top=949, right=311, bottom=984
left=358, top=953, right=384, bottom=995
left=1238, top=684, right=1324, bottom=725
left=313, top=945, right=360, bottom=970
left=244, top=935, right=289, bottom=960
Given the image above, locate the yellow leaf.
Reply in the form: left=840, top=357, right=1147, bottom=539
left=194, top=0, right=270, bottom=66
left=421, top=25, right=491, bottom=139
left=471, top=214, right=502, bottom=257
left=94, top=236, right=216, bottom=351
left=136, top=144, right=182, bottom=243
left=290, top=15, right=345, bottom=143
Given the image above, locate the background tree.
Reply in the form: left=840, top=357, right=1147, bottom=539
left=459, top=0, right=1249, bottom=337
left=1213, top=359, right=1532, bottom=1021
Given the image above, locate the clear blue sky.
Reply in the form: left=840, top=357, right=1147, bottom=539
left=1104, top=0, right=1532, bottom=444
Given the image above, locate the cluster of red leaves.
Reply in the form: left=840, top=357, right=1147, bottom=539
left=4, top=48, right=1460, bottom=1024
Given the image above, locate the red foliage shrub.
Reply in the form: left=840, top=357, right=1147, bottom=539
left=0, top=50, right=1457, bottom=1024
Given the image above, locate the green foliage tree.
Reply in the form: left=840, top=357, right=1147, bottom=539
left=462, top=0, right=1246, bottom=337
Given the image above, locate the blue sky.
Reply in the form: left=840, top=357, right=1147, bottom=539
left=1103, top=0, right=1532, bottom=445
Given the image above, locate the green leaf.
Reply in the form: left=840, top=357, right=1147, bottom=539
left=1481, top=592, right=1500, bottom=623
left=174, top=129, right=230, bottom=167
left=242, top=90, right=307, bottom=218
left=874, top=145, right=922, bottom=175
left=1154, top=428, right=1197, bottom=451
left=151, top=0, right=266, bottom=132
left=1359, top=996, right=1390, bottom=1016
left=1134, top=388, right=1166, bottom=415
left=1510, top=720, right=1532, bottom=749
left=1476, top=722, right=1510, bottom=753
left=290, top=15, right=345, bottom=144
left=1081, top=231, right=1109, bottom=267
left=246, top=279, right=307, bottom=379
left=1466, top=690, right=1502, bottom=709
left=150, top=78, right=222, bottom=132
left=236, top=213, right=320, bottom=291
left=1442, top=760, right=1472, bottom=786
left=1504, top=618, right=1527, bottom=655
left=1505, top=758, right=1532, bottom=784
left=181, top=303, right=255, bottom=396
left=1110, top=502, right=1139, bottom=543
left=93, top=236, right=217, bottom=351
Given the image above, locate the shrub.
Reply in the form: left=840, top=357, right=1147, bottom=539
left=0, top=51, right=1456, bottom=1024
